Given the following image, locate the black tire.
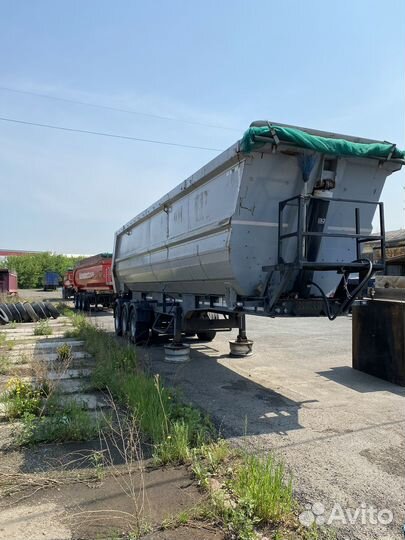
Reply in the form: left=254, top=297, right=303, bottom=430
left=24, top=303, right=40, bottom=322
left=37, top=302, right=49, bottom=319
left=7, top=303, right=21, bottom=323
left=74, top=294, right=80, bottom=310
left=121, top=304, right=129, bottom=336
left=128, top=307, right=149, bottom=344
left=40, top=302, right=52, bottom=317
left=0, top=307, right=9, bottom=325
left=196, top=330, right=216, bottom=342
left=128, top=308, right=137, bottom=342
left=135, top=322, right=149, bottom=345
left=44, top=302, right=60, bottom=319
left=114, top=302, right=123, bottom=336
left=84, top=296, right=91, bottom=312
left=15, top=302, right=30, bottom=322
left=78, top=294, right=83, bottom=311
left=0, top=304, right=13, bottom=322
left=32, top=302, right=47, bottom=320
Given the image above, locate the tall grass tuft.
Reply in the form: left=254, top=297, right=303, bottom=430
left=232, top=453, right=293, bottom=523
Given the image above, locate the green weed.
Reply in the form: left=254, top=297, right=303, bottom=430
left=56, top=342, right=72, bottom=362
left=90, top=450, right=106, bottom=480
left=0, top=377, right=43, bottom=418
left=34, top=320, right=53, bottom=336
left=232, top=453, right=293, bottom=524
left=17, top=401, right=102, bottom=445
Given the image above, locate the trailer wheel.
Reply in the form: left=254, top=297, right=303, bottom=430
left=114, top=302, right=123, bottom=336
left=196, top=330, right=216, bottom=342
left=121, top=304, right=130, bottom=336
left=83, top=296, right=90, bottom=312
left=128, top=308, right=149, bottom=345
left=128, top=308, right=136, bottom=342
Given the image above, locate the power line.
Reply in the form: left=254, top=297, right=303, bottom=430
left=0, top=85, right=240, bottom=132
left=0, top=115, right=224, bottom=151
left=0, top=116, right=224, bottom=152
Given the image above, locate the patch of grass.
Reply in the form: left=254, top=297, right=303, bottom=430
left=56, top=342, right=73, bottom=362
left=0, top=333, right=14, bottom=349
left=14, top=352, right=31, bottom=365
left=154, top=420, right=192, bottom=464
left=0, top=354, right=11, bottom=375
left=232, top=453, right=293, bottom=524
left=17, top=401, right=102, bottom=445
left=33, top=319, right=53, bottom=336
left=191, top=439, right=232, bottom=490
left=5, top=339, right=15, bottom=350
left=188, top=443, right=298, bottom=539
left=0, top=377, right=43, bottom=418
left=212, top=491, right=259, bottom=540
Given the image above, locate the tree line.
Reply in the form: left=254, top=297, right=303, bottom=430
left=1, top=253, right=84, bottom=289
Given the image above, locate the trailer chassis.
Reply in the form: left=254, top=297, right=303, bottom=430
left=74, top=291, right=114, bottom=312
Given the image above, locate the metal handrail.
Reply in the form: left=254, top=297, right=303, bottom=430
left=277, top=194, right=386, bottom=268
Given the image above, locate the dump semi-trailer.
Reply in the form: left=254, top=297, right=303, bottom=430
left=73, top=253, right=114, bottom=310
left=112, top=121, right=404, bottom=357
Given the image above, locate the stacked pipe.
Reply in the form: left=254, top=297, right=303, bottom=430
left=0, top=302, right=60, bottom=325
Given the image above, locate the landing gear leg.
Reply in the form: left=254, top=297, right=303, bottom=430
left=229, top=313, right=253, bottom=357
left=164, top=305, right=190, bottom=363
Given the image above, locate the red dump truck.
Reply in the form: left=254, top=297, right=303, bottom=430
left=72, top=253, right=114, bottom=310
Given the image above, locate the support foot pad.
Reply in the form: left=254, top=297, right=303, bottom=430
left=229, top=340, right=254, bottom=357
left=164, top=343, right=191, bottom=363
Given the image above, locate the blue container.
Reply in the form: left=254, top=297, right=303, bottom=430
left=44, top=271, right=60, bottom=291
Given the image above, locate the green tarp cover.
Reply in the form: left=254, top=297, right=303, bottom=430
left=240, top=125, right=405, bottom=160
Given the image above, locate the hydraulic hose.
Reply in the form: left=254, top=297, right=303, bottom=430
left=309, top=258, right=373, bottom=321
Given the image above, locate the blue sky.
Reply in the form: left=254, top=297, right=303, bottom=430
left=1, top=0, right=404, bottom=253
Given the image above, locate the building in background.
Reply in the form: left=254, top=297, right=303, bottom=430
left=364, top=229, right=405, bottom=275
